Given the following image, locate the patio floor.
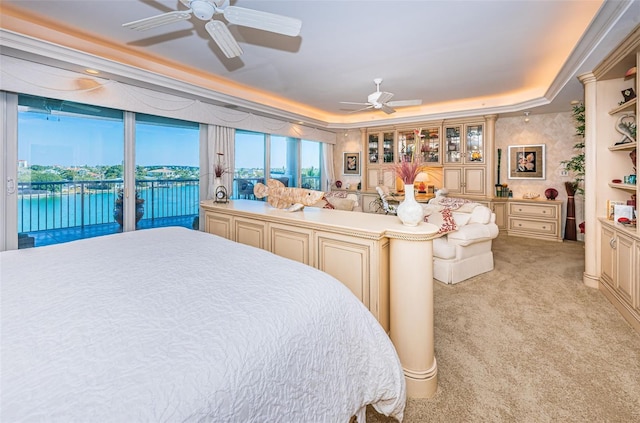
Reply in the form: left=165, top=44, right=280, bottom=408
left=22, top=215, right=198, bottom=248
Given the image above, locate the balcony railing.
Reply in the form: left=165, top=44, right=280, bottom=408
left=18, top=179, right=199, bottom=233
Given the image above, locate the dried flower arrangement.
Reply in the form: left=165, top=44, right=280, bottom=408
left=393, top=155, right=423, bottom=185
left=214, top=152, right=227, bottom=178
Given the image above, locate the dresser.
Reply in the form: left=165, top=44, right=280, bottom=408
left=507, top=198, right=563, bottom=242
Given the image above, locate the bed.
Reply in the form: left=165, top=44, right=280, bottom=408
left=0, top=227, right=405, bottom=422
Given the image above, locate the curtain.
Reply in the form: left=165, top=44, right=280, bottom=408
left=322, top=143, right=335, bottom=191
left=200, top=124, right=235, bottom=230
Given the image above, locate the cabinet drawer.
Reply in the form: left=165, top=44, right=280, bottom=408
left=509, top=202, right=558, bottom=219
left=509, top=217, right=558, bottom=237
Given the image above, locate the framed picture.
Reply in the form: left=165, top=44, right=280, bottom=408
left=343, top=152, right=360, bottom=175
left=508, top=144, right=545, bottom=179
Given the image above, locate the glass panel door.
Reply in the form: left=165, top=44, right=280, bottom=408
left=466, top=124, right=484, bottom=163
left=301, top=140, right=322, bottom=190
left=135, top=114, right=200, bottom=230
left=17, top=94, right=124, bottom=248
left=270, top=135, right=298, bottom=187
left=444, top=125, right=461, bottom=163
left=398, top=130, right=416, bottom=162
left=421, top=127, right=440, bottom=164
left=382, top=132, right=395, bottom=163
left=234, top=131, right=265, bottom=199
left=368, top=133, right=379, bottom=164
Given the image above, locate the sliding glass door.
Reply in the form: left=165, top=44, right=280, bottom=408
left=13, top=95, right=202, bottom=249
left=17, top=94, right=124, bottom=248
left=135, top=114, right=200, bottom=230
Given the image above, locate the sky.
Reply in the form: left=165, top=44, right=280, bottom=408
left=18, top=111, right=320, bottom=169
left=18, top=113, right=199, bottom=167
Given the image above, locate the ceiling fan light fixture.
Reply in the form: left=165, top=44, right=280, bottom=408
left=190, top=0, right=215, bottom=20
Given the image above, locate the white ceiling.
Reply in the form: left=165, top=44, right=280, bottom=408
left=1, top=0, right=639, bottom=129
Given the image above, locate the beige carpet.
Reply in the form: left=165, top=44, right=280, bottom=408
left=368, top=233, right=640, bottom=423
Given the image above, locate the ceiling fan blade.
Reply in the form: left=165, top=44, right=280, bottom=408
left=347, top=105, right=375, bottom=113
left=205, top=20, right=243, bottom=58
left=223, top=6, right=302, bottom=36
left=381, top=105, right=396, bottom=114
left=123, top=10, right=192, bottom=31
left=339, top=101, right=371, bottom=106
left=376, top=91, right=394, bottom=104
left=386, top=99, right=423, bottom=107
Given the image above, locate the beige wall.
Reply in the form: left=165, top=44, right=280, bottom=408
left=334, top=111, right=584, bottom=240
left=333, top=129, right=364, bottom=188
left=496, top=112, right=584, bottom=241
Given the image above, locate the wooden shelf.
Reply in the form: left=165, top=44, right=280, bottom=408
left=609, top=97, right=637, bottom=115
left=608, top=182, right=638, bottom=191
left=609, top=141, right=637, bottom=151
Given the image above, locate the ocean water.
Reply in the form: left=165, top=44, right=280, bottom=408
left=18, top=184, right=199, bottom=232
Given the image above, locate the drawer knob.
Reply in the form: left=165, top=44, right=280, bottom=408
left=542, top=211, right=547, bottom=214
left=542, top=226, right=547, bottom=229
left=518, top=223, right=522, bottom=227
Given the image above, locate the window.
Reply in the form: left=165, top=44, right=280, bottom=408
left=135, top=114, right=200, bottom=229
left=234, top=131, right=265, bottom=199
left=270, top=135, right=298, bottom=188
left=15, top=95, right=201, bottom=249
left=234, top=131, right=324, bottom=198
left=301, top=140, right=322, bottom=190
left=17, top=94, right=124, bottom=247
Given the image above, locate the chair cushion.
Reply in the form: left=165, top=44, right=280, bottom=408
left=433, top=237, right=456, bottom=259
left=447, top=223, right=499, bottom=246
left=452, top=211, right=472, bottom=227
left=469, top=205, right=492, bottom=224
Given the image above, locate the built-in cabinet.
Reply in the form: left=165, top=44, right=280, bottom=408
left=442, top=166, right=486, bottom=197
left=490, top=200, right=508, bottom=230
left=362, top=116, right=496, bottom=198
left=600, top=220, right=639, bottom=333
left=365, top=130, right=397, bottom=191
left=203, top=200, right=391, bottom=331
left=584, top=24, right=639, bottom=333
left=507, top=199, right=563, bottom=242
left=442, top=117, right=496, bottom=198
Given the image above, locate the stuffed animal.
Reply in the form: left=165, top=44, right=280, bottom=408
left=253, top=179, right=325, bottom=210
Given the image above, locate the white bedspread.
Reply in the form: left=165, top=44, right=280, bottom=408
left=1, top=227, right=405, bottom=422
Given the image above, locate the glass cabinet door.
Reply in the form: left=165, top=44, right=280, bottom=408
left=444, top=125, right=461, bottom=163
left=465, top=124, right=484, bottom=163
left=368, top=133, right=379, bottom=164
left=398, top=130, right=416, bottom=162
left=382, top=132, right=395, bottom=163
left=421, top=127, right=440, bottom=164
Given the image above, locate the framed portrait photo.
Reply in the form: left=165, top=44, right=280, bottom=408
left=508, top=144, right=545, bottom=180
left=343, top=152, right=360, bottom=175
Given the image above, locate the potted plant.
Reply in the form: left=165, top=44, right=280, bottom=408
left=113, top=189, right=145, bottom=226
left=561, top=102, right=585, bottom=195
left=561, top=102, right=585, bottom=240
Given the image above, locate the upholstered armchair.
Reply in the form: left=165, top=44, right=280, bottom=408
left=423, top=197, right=499, bottom=284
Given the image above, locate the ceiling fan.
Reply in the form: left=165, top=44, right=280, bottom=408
left=122, top=0, right=302, bottom=59
left=340, top=78, right=422, bottom=114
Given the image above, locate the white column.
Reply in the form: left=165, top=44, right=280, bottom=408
left=579, top=73, right=599, bottom=288
left=388, top=231, right=438, bottom=398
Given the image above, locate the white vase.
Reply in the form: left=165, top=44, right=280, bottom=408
left=209, top=177, right=222, bottom=200
left=396, top=183, right=424, bottom=226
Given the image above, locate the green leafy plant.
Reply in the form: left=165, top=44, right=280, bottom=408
left=561, top=102, right=585, bottom=195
